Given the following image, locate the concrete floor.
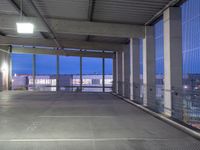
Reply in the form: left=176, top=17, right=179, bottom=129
left=0, top=91, right=199, bottom=150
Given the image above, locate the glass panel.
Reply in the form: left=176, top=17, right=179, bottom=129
left=181, top=0, right=200, bottom=129
left=12, top=53, right=32, bottom=90
left=82, top=57, right=103, bottom=92
left=59, top=56, right=80, bottom=92
left=35, top=54, right=57, bottom=91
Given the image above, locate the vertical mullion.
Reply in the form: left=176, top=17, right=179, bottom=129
left=102, top=53, right=105, bottom=92
left=56, top=54, right=59, bottom=92
left=32, top=54, right=36, bottom=90
left=80, top=50, right=83, bottom=92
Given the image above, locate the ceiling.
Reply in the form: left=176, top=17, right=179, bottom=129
left=0, top=0, right=181, bottom=48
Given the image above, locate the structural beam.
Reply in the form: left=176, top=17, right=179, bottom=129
left=29, top=0, right=61, bottom=47
left=146, top=0, right=184, bottom=25
left=0, top=14, right=145, bottom=38
left=163, top=7, right=183, bottom=118
left=88, top=0, right=96, bottom=21
left=86, top=0, right=96, bottom=41
left=7, top=0, right=27, bottom=16
left=0, top=36, right=123, bottom=51
left=12, top=47, right=113, bottom=58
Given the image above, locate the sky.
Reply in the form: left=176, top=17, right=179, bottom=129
left=12, top=54, right=113, bottom=75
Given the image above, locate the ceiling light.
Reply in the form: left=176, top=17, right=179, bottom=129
left=16, top=0, right=34, bottom=34
left=16, top=22, right=34, bottom=34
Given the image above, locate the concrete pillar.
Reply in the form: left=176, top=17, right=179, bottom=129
left=117, top=51, right=123, bottom=96
left=130, top=38, right=140, bottom=101
left=124, top=44, right=130, bottom=98
left=112, top=53, right=117, bottom=93
left=143, top=26, right=156, bottom=109
left=163, top=7, right=183, bottom=118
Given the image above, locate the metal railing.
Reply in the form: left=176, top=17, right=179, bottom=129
left=13, top=85, right=113, bottom=93
left=116, top=81, right=200, bottom=130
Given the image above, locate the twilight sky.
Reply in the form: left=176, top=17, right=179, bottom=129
left=12, top=54, right=113, bottom=75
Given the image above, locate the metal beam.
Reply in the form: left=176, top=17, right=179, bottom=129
left=88, top=0, right=96, bottom=21
left=146, top=0, right=184, bottom=25
left=29, top=0, right=61, bottom=47
left=0, top=36, right=123, bottom=51
left=7, top=0, right=27, bottom=16
left=0, top=14, right=145, bottom=38
left=86, top=0, right=96, bottom=41
left=12, top=47, right=114, bottom=58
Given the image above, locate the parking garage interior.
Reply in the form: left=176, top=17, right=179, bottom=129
left=0, top=0, right=200, bottom=149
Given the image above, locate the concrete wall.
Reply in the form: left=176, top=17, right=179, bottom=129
left=0, top=50, right=10, bottom=91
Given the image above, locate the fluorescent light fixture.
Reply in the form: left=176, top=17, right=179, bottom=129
left=16, top=22, right=34, bottom=34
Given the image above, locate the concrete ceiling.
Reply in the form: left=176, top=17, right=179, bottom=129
left=0, top=0, right=183, bottom=50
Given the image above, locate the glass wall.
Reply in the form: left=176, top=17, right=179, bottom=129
left=12, top=53, right=32, bottom=90
left=35, top=54, right=57, bottom=91
left=12, top=51, right=112, bottom=93
left=142, top=0, right=200, bottom=129
left=59, top=56, right=80, bottom=92
left=181, top=0, right=200, bottom=129
left=82, top=57, right=103, bottom=92
left=105, top=58, right=113, bottom=92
